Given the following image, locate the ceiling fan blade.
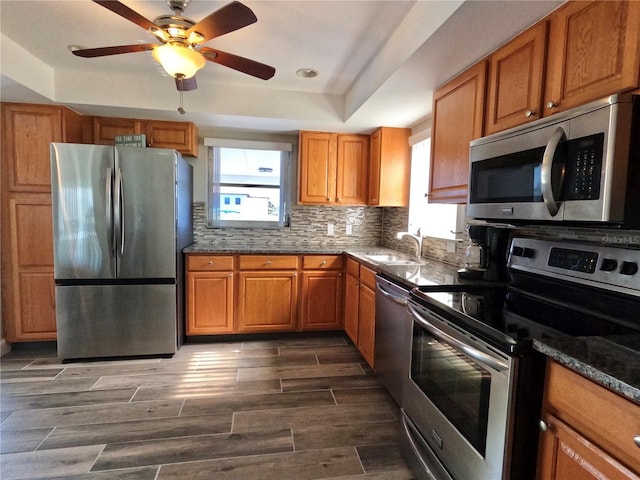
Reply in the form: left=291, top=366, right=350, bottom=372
left=72, top=44, right=155, bottom=58
left=200, top=47, right=275, bottom=80
left=186, top=1, right=257, bottom=43
left=176, top=76, right=198, bottom=91
left=92, top=0, right=157, bottom=32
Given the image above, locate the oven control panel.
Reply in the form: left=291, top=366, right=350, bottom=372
left=508, top=238, right=640, bottom=295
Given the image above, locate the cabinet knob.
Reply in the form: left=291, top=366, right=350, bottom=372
left=525, top=109, right=535, bottom=118
left=634, top=435, right=640, bottom=448
left=208, top=261, right=213, bottom=265
left=229, top=273, right=233, bottom=278
left=546, top=101, right=558, bottom=110
left=265, top=260, right=272, bottom=265
left=327, top=197, right=331, bottom=201
left=321, top=260, right=327, bottom=265
left=539, top=420, right=549, bottom=432
left=336, top=198, right=342, bottom=202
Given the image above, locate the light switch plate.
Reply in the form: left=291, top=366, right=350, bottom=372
left=346, top=224, right=353, bottom=235
left=327, top=223, right=334, bottom=236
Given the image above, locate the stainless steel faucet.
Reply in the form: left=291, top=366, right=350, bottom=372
left=396, top=230, right=423, bottom=257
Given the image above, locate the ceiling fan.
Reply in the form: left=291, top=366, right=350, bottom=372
left=72, top=0, right=276, bottom=93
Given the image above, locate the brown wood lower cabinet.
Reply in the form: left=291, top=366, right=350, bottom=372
left=300, top=255, right=344, bottom=330
left=343, top=258, right=376, bottom=367
left=186, top=255, right=234, bottom=335
left=537, top=360, right=640, bottom=479
left=237, top=271, right=298, bottom=333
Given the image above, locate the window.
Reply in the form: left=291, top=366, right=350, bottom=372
left=409, top=133, right=466, bottom=240
left=207, top=138, right=292, bottom=228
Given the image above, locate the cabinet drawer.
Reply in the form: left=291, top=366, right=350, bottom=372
left=239, top=255, right=298, bottom=270
left=360, top=265, right=377, bottom=289
left=544, top=360, right=640, bottom=472
left=346, top=258, right=360, bottom=277
left=302, top=255, right=343, bottom=270
left=187, top=255, right=234, bottom=271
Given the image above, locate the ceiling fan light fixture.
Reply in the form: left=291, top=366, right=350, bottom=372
left=152, top=43, right=205, bottom=79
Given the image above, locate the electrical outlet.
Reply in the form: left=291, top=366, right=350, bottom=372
left=346, top=224, right=353, bottom=235
left=327, top=223, right=334, bottom=236
left=446, top=241, right=457, bottom=253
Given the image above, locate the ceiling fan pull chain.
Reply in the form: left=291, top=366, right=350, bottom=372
left=177, top=76, right=186, bottom=114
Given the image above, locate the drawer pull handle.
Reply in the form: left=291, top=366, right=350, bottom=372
left=634, top=435, right=640, bottom=448
left=539, top=420, right=549, bottom=432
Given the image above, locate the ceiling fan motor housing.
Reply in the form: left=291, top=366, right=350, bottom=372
left=167, top=0, right=191, bottom=14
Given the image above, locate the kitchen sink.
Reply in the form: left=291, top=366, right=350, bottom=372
left=363, top=254, right=423, bottom=266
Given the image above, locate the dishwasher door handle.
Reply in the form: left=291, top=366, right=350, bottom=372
left=376, top=282, right=408, bottom=306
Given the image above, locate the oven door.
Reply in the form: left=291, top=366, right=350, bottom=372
left=403, top=300, right=515, bottom=480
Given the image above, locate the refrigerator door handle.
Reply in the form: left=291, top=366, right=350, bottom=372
left=115, top=168, right=125, bottom=257
left=106, top=167, right=115, bottom=257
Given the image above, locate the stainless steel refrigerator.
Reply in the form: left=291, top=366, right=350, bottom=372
left=50, top=143, right=192, bottom=361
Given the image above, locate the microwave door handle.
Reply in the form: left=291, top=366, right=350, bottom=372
left=408, top=303, right=509, bottom=372
left=541, top=127, right=566, bottom=216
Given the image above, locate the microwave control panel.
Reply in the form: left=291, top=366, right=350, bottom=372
left=564, top=133, right=604, bottom=201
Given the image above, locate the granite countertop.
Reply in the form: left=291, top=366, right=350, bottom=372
left=534, top=336, right=640, bottom=405
left=183, top=243, right=486, bottom=290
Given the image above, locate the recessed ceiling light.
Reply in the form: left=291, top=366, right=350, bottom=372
left=296, top=68, right=318, bottom=78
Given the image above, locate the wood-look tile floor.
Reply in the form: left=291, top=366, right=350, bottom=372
left=0, top=334, right=416, bottom=480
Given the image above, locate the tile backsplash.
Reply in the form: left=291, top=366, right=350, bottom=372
left=192, top=202, right=383, bottom=248
left=192, top=202, right=640, bottom=264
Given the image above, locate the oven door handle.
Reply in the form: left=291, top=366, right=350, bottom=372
left=408, top=303, right=509, bottom=372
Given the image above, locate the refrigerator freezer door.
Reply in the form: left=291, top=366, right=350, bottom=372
left=56, top=284, right=177, bottom=360
left=51, top=144, right=116, bottom=280
left=116, top=147, right=177, bottom=279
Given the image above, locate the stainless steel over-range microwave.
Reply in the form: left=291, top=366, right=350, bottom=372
left=467, top=93, right=640, bottom=226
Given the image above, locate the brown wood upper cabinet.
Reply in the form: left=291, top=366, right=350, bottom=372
left=429, top=61, right=487, bottom=204
left=544, top=0, right=640, bottom=116
left=485, top=22, right=548, bottom=134
left=298, top=131, right=368, bottom=205
left=91, top=116, right=199, bottom=157
left=368, top=127, right=411, bottom=206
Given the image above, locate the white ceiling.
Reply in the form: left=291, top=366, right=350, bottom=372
left=0, top=0, right=562, bottom=137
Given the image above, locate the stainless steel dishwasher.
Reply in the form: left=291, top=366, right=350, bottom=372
left=374, top=274, right=412, bottom=406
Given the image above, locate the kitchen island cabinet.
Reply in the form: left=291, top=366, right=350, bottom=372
left=536, top=360, right=640, bottom=479
left=300, top=255, right=344, bottom=330
left=237, top=255, right=299, bottom=333
left=186, top=255, right=234, bottom=335
left=1, top=102, right=83, bottom=342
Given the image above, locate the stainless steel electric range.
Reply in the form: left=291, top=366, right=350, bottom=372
left=401, top=237, right=640, bottom=480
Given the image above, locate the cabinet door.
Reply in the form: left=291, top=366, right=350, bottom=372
left=430, top=61, right=487, bottom=203
left=537, top=413, right=638, bottom=480
left=298, top=131, right=337, bottom=204
left=300, top=271, right=343, bottom=330
left=344, top=273, right=359, bottom=344
left=92, top=117, right=142, bottom=145
left=4, top=195, right=56, bottom=341
left=336, top=134, right=368, bottom=205
left=358, top=283, right=376, bottom=368
left=544, top=1, right=640, bottom=115
left=186, top=271, right=234, bottom=335
left=237, top=272, right=298, bottom=332
left=368, top=127, right=411, bottom=207
left=145, top=120, right=198, bottom=157
left=2, top=104, right=65, bottom=193
left=485, top=22, right=547, bottom=134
